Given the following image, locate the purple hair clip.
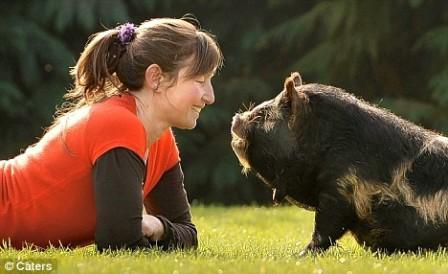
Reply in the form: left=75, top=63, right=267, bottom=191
left=118, top=23, right=136, bottom=45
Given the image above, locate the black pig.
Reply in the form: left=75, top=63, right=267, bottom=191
left=230, top=72, right=448, bottom=254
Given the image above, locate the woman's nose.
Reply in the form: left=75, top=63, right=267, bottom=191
left=202, top=85, right=215, bottom=105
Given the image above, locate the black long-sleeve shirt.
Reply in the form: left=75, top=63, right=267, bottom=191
left=92, top=147, right=197, bottom=251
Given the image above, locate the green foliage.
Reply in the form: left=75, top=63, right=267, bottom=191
left=2, top=206, right=448, bottom=273
left=0, top=81, right=26, bottom=117
left=28, top=0, right=140, bottom=31
left=1, top=0, right=448, bottom=203
left=415, top=25, right=448, bottom=105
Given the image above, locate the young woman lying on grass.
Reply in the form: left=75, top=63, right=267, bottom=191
left=0, top=16, right=223, bottom=251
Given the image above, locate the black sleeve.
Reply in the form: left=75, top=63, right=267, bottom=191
left=93, top=147, right=153, bottom=251
left=144, top=162, right=198, bottom=250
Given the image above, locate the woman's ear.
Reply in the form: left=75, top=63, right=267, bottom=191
left=144, top=64, right=162, bottom=91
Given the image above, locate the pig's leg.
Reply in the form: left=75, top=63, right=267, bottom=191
left=299, top=191, right=356, bottom=255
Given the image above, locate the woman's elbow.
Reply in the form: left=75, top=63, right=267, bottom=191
left=186, top=223, right=199, bottom=249
left=95, top=226, right=144, bottom=251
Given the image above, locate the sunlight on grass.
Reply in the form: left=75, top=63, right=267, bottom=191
left=1, top=205, right=448, bottom=274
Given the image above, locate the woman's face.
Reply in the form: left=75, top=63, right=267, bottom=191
left=162, top=66, right=215, bottom=129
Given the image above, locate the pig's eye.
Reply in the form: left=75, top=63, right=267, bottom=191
left=248, top=113, right=262, bottom=123
left=265, top=110, right=272, bottom=120
left=264, top=108, right=279, bottom=121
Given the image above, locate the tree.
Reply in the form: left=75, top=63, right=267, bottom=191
left=1, top=0, right=448, bottom=204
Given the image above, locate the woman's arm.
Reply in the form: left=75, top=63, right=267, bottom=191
left=144, top=162, right=198, bottom=250
left=93, top=147, right=154, bottom=251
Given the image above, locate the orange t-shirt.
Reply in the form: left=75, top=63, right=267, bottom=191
left=0, top=93, right=180, bottom=248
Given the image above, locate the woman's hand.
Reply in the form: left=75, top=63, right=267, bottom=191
left=142, top=214, right=165, bottom=241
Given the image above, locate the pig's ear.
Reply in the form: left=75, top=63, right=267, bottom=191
left=284, top=72, right=308, bottom=117
left=290, top=72, right=302, bottom=87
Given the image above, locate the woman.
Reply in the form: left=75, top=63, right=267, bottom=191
left=0, top=17, right=223, bottom=251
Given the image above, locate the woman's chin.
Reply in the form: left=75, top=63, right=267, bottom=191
left=175, top=119, right=197, bottom=130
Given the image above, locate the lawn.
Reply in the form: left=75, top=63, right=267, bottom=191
left=1, top=205, right=448, bottom=274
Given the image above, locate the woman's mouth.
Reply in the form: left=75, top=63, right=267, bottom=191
left=192, top=106, right=202, bottom=114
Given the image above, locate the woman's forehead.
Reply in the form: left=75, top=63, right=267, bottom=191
left=177, top=63, right=216, bottom=79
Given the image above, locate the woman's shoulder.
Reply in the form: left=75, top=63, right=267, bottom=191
left=89, top=94, right=140, bottom=125
left=85, top=94, right=147, bottom=161
left=91, top=93, right=136, bottom=115
left=86, top=94, right=145, bottom=139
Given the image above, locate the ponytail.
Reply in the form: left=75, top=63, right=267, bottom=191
left=67, top=28, right=125, bottom=105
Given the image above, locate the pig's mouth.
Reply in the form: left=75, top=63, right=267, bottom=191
left=230, top=113, right=251, bottom=173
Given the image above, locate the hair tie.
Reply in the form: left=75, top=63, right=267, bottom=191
left=118, top=23, right=136, bottom=45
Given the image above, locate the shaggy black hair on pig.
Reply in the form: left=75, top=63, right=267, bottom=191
left=230, top=72, right=448, bottom=255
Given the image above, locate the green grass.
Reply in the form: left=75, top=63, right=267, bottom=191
left=2, top=205, right=448, bottom=274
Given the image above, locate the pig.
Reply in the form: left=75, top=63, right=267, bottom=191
left=230, top=72, right=448, bottom=254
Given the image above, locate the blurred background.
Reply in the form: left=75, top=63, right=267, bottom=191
left=1, top=0, right=447, bottom=204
